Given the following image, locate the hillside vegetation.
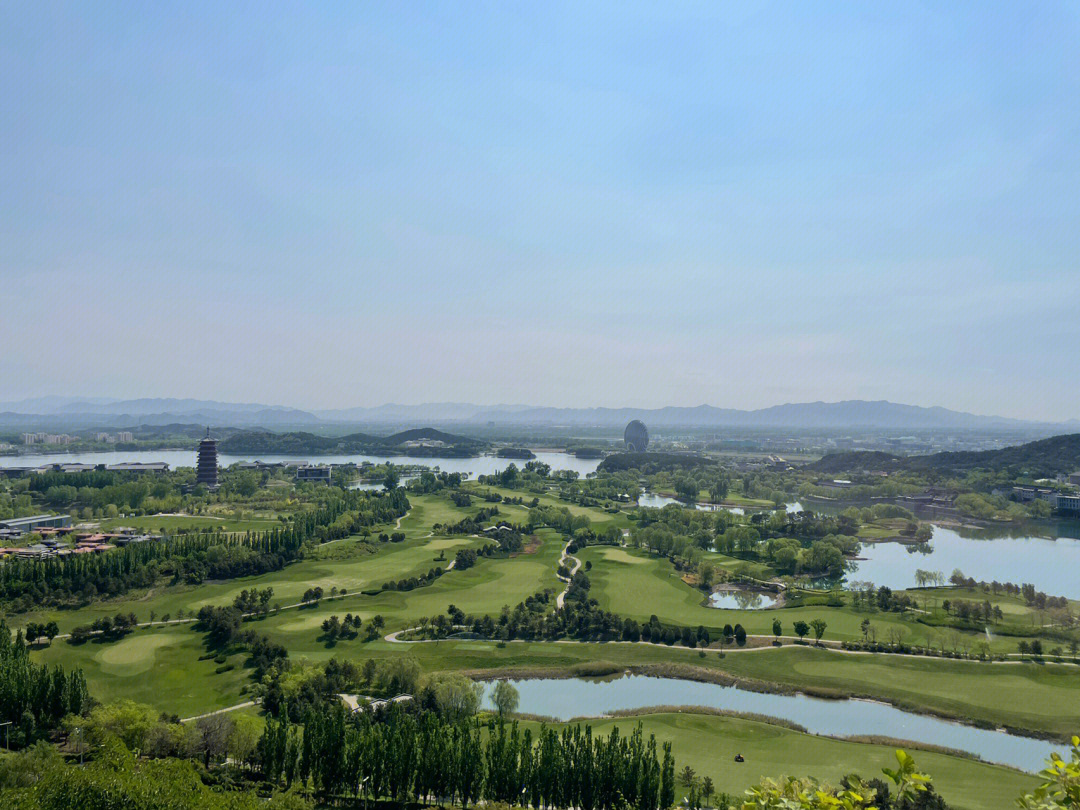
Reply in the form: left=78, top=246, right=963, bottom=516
left=219, top=427, right=487, bottom=456
left=808, top=433, right=1080, bottom=479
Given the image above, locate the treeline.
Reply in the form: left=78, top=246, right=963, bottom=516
left=259, top=702, right=676, bottom=810
left=948, top=572, right=1071, bottom=612
left=0, top=621, right=90, bottom=748
left=414, top=587, right=724, bottom=650
left=0, top=488, right=409, bottom=610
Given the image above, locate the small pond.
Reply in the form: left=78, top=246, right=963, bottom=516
left=708, top=589, right=781, bottom=610
left=638, top=492, right=743, bottom=515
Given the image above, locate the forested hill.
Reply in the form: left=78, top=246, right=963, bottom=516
left=219, top=427, right=486, bottom=456
left=807, top=433, right=1080, bottom=479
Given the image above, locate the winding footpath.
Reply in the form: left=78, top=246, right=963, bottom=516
left=555, top=541, right=582, bottom=608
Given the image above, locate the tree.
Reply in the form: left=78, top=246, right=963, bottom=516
left=383, top=468, right=400, bottom=491
left=190, top=713, right=233, bottom=768
left=700, top=776, right=715, bottom=809
left=490, top=680, right=519, bottom=717
left=793, top=620, right=809, bottom=642
left=810, top=619, right=827, bottom=645
left=734, top=624, right=747, bottom=647
left=1018, top=735, right=1080, bottom=809
left=660, top=742, right=675, bottom=810
left=772, top=618, right=782, bottom=645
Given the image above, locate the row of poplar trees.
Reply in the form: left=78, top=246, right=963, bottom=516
left=259, top=702, right=676, bottom=810
left=0, top=621, right=89, bottom=747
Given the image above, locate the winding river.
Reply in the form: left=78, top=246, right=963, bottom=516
left=482, top=675, right=1054, bottom=772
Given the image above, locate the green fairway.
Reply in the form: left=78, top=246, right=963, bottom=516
left=578, top=545, right=920, bottom=644
left=33, top=623, right=249, bottom=718
left=529, top=711, right=1039, bottom=810
left=16, top=485, right=1080, bottom=752
left=99, top=514, right=281, bottom=533
left=692, top=645, right=1080, bottom=739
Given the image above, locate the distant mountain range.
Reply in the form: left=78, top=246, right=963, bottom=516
left=0, top=397, right=319, bottom=428
left=1, top=397, right=1075, bottom=432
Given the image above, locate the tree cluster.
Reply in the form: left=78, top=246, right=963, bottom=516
left=260, top=702, right=676, bottom=810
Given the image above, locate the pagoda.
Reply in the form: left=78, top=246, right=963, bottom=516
left=196, top=428, right=219, bottom=489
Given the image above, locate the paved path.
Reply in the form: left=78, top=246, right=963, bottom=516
left=180, top=700, right=256, bottom=723
left=383, top=627, right=1051, bottom=666
left=555, top=541, right=582, bottom=608
left=339, top=693, right=413, bottom=712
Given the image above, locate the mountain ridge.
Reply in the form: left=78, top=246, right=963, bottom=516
left=1, top=397, right=1073, bottom=431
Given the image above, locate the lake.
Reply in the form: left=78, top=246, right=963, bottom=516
left=779, top=502, right=1080, bottom=597
left=708, top=589, right=781, bottom=609
left=638, top=492, right=744, bottom=515
left=0, top=449, right=602, bottom=478
left=482, top=675, right=1054, bottom=772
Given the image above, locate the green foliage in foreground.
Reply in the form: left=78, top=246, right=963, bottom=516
left=261, top=702, right=675, bottom=809
left=0, top=739, right=310, bottom=810
left=0, top=621, right=89, bottom=748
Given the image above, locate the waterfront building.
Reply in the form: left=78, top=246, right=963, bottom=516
left=296, top=464, right=333, bottom=483
left=196, top=428, right=219, bottom=489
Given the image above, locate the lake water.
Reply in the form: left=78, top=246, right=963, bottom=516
left=631, top=496, right=1080, bottom=596
left=838, top=527, right=1080, bottom=597
left=0, top=449, right=601, bottom=478
left=638, top=492, right=744, bottom=515
left=779, top=503, right=1080, bottom=597
left=482, top=675, right=1053, bottom=772
left=708, top=590, right=781, bottom=609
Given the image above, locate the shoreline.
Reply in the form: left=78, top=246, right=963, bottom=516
left=451, top=658, right=1071, bottom=745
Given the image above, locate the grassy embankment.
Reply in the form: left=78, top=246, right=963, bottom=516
left=521, top=711, right=1040, bottom=810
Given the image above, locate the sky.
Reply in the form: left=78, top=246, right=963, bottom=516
left=2, top=2, right=1078, bottom=420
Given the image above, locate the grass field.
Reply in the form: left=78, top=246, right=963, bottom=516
left=33, top=622, right=249, bottom=717
left=578, top=545, right=922, bottom=644
left=522, top=711, right=1039, bottom=810
left=16, top=484, right=1080, bottom=786
left=98, top=514, right=282, bottom=533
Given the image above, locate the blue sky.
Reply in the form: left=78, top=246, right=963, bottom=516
left=2, top=2, right=1078, bottom=419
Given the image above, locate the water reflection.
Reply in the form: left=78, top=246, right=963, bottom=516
left=708, top=589, right=780, bottom=609
left=482, top=675, right=1054, bottom=772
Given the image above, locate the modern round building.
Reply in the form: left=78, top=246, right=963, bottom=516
left=623, top=420, right=649, bottom=452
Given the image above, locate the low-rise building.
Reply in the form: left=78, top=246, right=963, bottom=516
left=105, top=462, right=169, bottom=473
left=1011, top=485, right=1057, bottom=503
left=296, top=464, right=333, bottom=483
left=0, top=514, right=72, bottom=535
left=1054, top=493, right=1080, bottom=514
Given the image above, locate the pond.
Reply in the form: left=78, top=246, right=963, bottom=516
left=481, top=675, right=1054, bottom=772
left=638, top=492, right=744, bottom=515
left=0, top=449, right=602, bottom=478
left=708, top=589, right=781, bottom=609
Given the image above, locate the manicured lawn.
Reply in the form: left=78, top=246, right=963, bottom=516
left=32, top=623, right=249, bottom=718
left=698, top=645, right=1080, bottom=740
left=528, top=711, right=1039, bottom=810
left=99, top=514, right=281, bottom=533
left=578, top=545, right=920, bottom=644
left=17, top=487, right=1080, bottom=748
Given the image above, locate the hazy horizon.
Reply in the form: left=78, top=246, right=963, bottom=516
left=4, top=3, right=1079, bottom=420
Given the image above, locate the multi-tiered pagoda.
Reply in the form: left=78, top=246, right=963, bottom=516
left=196, top=428, right=219, bottom=489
